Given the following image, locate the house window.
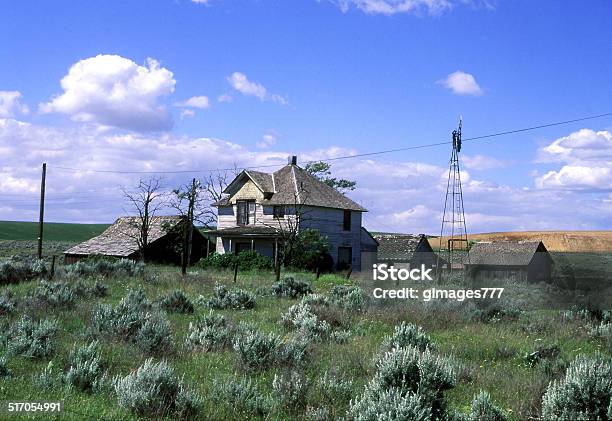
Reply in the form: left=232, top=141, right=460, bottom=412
left=343, top=210, right=351, bottom=231
left=337, top=247, right=352, bottom=270
left=237, top=200, right=256, bottom=225
left=273, top=205, right=285, bottom=218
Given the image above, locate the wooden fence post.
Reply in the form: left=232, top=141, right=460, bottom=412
left=233, top=261, right=239, bottom=283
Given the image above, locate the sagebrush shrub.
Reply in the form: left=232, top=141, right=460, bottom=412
left=301, top=293, right=330, bottom=307
left=90, top=290, right=173, bottom=355
left=64, top=258, right=144, bottom=278
left=330, top=285, right=366, bottom=311
left=7, top=316, right=58, bottom=359
left=0, top=259, right=47, bottom=285
left=276, top=333, right=310, bottom=368
left=352, top=346, right=456, bottom=419
left=372, top=347, right=456, bottom=395
left=380, top=322, right=435, bottom=353
left=211, top=376, right=273, bottom=417
left=0, top=291, right=16, bottom=315
left=0, top=356, right=11, bottom=377
left=33, top=281, right=76, bottom=309
left=272, top=277, right=313, bottom=299
left=74, top=279, right=109, bottom=298
left=159, top=289, right=195, bottom=314
left=469, top=390, right=507, bottom=421
left=233, top=328, right=281, bottom=371
left=330, top=329, right=352, bottom=344
left=185, top=312, right=232, bottom=352
left=280, top=303, right=330, bottom=339
left=114, top=358, right=199, bottom=419
left=32, top=361, right=61, bottom=389
left=317, top=370, right=354, bottom=404
left=272, top=370, right=309, bottom=411
left=205, top=284, right=256, bottom=310
left=306, top=405, right=332, bottom=421
left=133, top=314, right=174, bottom=356
left=117, top=288, right=152, bottom=313
left=65, top=341, right=107, bottom=392
left=541, top=353, right=612, bottom=420
left=348, top=387, right=432, bottom=421
left=588, top=321, right=612, bottom=340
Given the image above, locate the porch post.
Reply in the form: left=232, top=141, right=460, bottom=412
left=229, top=238, right=232, bottom=254
left=274, top=237, right=278, bottom=267
left=251, top=238, right=254, bottom=251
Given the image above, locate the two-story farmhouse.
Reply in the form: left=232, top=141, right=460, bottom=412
left=211, top=156, right=375, bottom=271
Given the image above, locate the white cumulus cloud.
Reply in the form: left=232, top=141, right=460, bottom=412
left=175, top=96, right=210, bottom=109
left=535, top=129, right=612, bottom=190
left=257, top=131, right=278, bottom=149
left=438, top=71, right=483, bottom=96
left=40, top=54, right=176, bottom=132
left=0, top=91, right=29, bottom=117
left=331, top=0, right=452, bottom=15
left=227, top=72, right=287, bottom=105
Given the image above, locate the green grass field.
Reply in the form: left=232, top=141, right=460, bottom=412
left=0, top=221, right=109, bottom=242
left=0, top=262, right=610, bottom=420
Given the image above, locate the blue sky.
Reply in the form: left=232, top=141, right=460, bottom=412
left=1, top=0, right=611, bottom=233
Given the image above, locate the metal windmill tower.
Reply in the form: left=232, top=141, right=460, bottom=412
left=437, top=118, right=468, bottom=276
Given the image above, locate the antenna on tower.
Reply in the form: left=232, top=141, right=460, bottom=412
left=437, top=117, right=469, bottom=279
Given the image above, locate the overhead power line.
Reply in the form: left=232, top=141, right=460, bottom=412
left=50, top=112, right=612, bottom=175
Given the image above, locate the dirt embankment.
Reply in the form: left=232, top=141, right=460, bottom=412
left=431, top=231, right=612, bottom=252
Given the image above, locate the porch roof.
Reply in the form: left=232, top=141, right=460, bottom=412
left=209, top=226, right=281, bottom=237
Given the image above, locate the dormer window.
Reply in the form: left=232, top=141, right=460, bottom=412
left=237, top=200, right=256, bottom=225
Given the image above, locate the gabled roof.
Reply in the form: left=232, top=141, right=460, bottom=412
left=64, top=215, right=185, bottom=257
left=218, top=162, right=367, bottom=212
left=374, top=233, right=433, bottom=261
left=466, top=241, right=550, bottom=266
left=223, top=170, right=274, bottom=195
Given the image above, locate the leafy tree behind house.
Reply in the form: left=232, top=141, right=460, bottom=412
left=305, top=161, right=356, bottom=193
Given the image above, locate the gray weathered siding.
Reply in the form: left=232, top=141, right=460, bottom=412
left=300, top=206, right=362, bottom=271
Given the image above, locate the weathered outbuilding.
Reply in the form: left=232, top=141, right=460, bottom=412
left=373, top=233, right=440, bottom=269
left=64, top=215, right=211, bottom=264
left=465, top=241, right=553, bottom=282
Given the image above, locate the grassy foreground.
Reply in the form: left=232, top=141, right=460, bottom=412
left=0, top=265, right=610, bottom=420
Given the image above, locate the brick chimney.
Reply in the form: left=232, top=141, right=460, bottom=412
left=288, top=155, right=297, bottom=165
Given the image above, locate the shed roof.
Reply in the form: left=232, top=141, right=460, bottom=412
left=466, top=241, right=550, bottom=266
left=374, top=233, right=432, bottom=261
left=64, top=215, right=184, bottom=257
left=218, top=163, right=366, bottom=212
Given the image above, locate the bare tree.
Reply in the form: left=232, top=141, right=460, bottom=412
left=201, top=168, right=237, bottom=227
left=261, top=185, right=315, bottom=281
left=122, top=177, right=166, bottom=261
left=170, top=178, right=209, bottom=275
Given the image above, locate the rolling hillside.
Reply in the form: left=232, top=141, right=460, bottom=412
left=431, top=231, right=612, bottom=253
left=0, top=221, right=109, bottom=242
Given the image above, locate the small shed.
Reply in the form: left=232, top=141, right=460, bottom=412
left=373, top=233, right=440, bottom=269
left=465, top=241, right=553, bottom=283
left=64, top=216, right=211, bottom=264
